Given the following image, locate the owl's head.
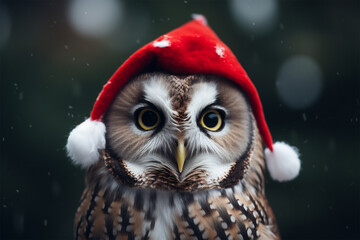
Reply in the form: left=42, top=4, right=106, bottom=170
left=66, top=16, right=300, bottom=192
left=102, top=73, right=256, bottom=191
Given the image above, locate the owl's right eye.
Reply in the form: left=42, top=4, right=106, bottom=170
left=136, top=108, right=161, bottom=131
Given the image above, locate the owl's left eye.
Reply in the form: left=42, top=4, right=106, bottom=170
left=199, top=109, right=224, bottom=132
left=136, top=108, right=161, bottom=131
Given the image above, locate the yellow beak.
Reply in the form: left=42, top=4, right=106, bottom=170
left=176, top=139, right=186, bottom=173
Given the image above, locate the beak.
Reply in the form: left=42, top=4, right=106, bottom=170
left=176, top=138, right=186, bottom=173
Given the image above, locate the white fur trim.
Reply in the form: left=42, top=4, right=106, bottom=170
left=265, top=142, right=301, bottom=182
left=66, top=119, right=106, bottom=168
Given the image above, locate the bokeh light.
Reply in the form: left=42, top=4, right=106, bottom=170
left=0, top=5, right=11, bottom=49
left=276, top=55, right=323, bottom=109
left=67, top=0, right=123, bottom=38
left=229, top=0, right=278, bottom=35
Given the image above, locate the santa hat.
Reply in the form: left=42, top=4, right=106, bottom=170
left=66, top=15, right=300, bottom=182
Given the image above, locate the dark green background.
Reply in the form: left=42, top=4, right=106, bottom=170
left=1, top=0, right=359, bottom=239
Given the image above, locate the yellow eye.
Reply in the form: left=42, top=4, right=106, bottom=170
left=200, top=109, right=223, bottom=132
left=137, top=108, right=160, bottom=131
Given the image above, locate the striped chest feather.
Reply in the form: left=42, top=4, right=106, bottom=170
left=75, top=181, right=278, bottom=240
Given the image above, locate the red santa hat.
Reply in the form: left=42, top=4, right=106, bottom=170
left=66, top=15, right=300, bottom=182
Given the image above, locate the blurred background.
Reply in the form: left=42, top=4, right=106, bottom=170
left=0, top=0, right=359, bottom=239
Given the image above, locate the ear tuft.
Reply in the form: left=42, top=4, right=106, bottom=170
left=265, top=142, right=301, bottom=182
left=66, top=119, right=106, bottom=168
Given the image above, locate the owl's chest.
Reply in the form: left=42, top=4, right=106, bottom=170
left=75, top=186, right=278, bottom=240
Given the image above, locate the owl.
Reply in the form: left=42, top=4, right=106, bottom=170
left=66, top=16, right=300, bottom=240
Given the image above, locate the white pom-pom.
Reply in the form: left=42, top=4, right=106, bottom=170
left=66, top=119, right=106, bottom=168
left=191, top=13, right=208, bottom=25
left=265, top=142, right=301, bottom=182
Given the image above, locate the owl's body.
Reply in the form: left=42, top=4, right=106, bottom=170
left=74, top=73, right=280, bottom=239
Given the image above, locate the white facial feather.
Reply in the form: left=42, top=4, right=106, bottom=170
left=143, top=76, right=176, bottom=121
left=128, top=78, right=178, bottom=160
left=185, top=81, right=238, bottom=163
left=126, top=153, right=177, bottom=177
left=182, top=153, right=233, bottom=182
left=186, top=81, right=218, bottom=119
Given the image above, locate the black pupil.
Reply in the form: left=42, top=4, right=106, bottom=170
left=204, top=112, right=219, bottom=128
left=142, top=110, right=158, bottom=127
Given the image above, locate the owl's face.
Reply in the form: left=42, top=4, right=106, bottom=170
left=103, top=73, right=256, bottom=191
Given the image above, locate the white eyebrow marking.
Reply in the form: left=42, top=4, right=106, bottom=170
left=187, top=81, right=218, bottom=119
left=142, top=76, right=175, bottom=120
